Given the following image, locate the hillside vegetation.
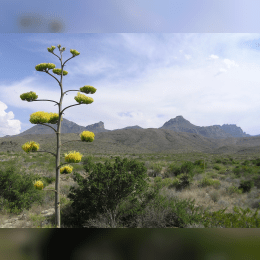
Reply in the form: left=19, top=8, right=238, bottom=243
left=0, top=146, right=260, bottom=228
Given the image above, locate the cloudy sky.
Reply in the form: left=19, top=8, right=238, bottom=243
left=0, top=33, right=260, bottom=137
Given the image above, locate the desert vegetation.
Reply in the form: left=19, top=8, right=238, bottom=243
left=0, top=148, right=260, bottom=228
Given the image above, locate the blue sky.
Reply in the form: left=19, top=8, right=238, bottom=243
left=1, top=0, right=260, bottom=33
left=1, top=33, right=260, bottom=137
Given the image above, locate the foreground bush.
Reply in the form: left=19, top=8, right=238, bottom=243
left=0, top=162, right=45, bottom=214
left=65, top=156, right=158, bottom=228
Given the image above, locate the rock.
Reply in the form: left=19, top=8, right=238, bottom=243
left=213, top=124, right=251, bottom=138
left=84, top=121, right=106, bottom=133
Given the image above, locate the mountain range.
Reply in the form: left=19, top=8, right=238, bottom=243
left=1, top=115, right=259, bottom=139
left=2, top=115, right=260, bottom=155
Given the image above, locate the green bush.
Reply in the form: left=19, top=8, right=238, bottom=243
left=175, top=173, right=193, bottom=191
left=242, top=160, right=250, bottom=166
left=65, top=156, right=155, bottom=228
left=193, top=159, right=207, bottom=170
left=150, top=162, right=164, bottom=173
left=231, top=160, right=239, bottom=165
left=152, top=177, right=176, bottom=190
left=241, top=165, right=253, bottom=174
left=132, top=193, right=208, bottom=228
left=213, top=165, right=221, bottom=171
left=0, top=163, right=45, bottom=214
left=226, top=185, right=243, bottom=195
left=180, top=161, right=195, bottom=174
left=221, top=159, right=229, bottom=165
left=252, top=175, right=260, bottom=189
left=164, top=163, right=180, bottom=178
left=41, top=176, right=56, bottom=186
left=251, top=158, right=260, bottom=166
left=200, top=206, right=260, bottom=228
left=232, top=166, right=242, bottom=178
left=198, top=177, right=216, bottom=188
left=238, top=180, right=254, bottom=193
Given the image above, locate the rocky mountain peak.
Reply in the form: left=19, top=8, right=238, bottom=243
left=160, top=115, right=198, bottom=129
left=85, top=121, right=105, bottom=131
left=213, top=124, right=251, bottom=138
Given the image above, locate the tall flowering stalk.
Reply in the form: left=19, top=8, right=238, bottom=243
left=20, top=44, right=97, bottom=228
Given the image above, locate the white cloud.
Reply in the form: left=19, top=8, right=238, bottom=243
left=209, top=54, right=219, bottom=60
left=223, top=59, right=239, bottom=69
left=0, top=101, right=21, bottom=137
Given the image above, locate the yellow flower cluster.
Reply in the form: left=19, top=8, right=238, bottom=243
left=33, top=180, right=44, bottom=190
left=20, top=91, right=38, bottom=102
left=29, top=111, right=63, bottom=124
left=79, top=131, right=95, bottom=142
left=52, top=68, right=68, bottom=76
left=70, top=49, right=80, bottom=56
left=64, top=151, right=83, bottom=163
left=22, top=141, right=40, bottom=153
left=60, top=165, right=73, bottom=174
left=79, top=85, right=97, bottom=94
left=47, top=45, right=80, bottom=57
left=35, top=62, right=68, bottom=76
left=74, top=92, right=94, bottom=105
left=35, top=63, right=56, bottom=72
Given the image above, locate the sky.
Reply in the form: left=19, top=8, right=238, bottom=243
left=1, top=33, right=260, bottom=137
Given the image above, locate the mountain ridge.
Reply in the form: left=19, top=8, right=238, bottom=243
left=1, top=115, right=258, bottom=139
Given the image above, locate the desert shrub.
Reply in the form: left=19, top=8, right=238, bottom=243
left=65, top=156, right=155, bottom=228
left=165, top=163, right=181, bottom=177
left=81, top=155, right=96, bottom=171
left=166, top=161, right=198, bottom=180
left=193, top=159, right=207, bottom=170
left=241, top=160, right=250, bottom=166
left=221, top=159, right=229, bottom=165
left=213, top=165, right=221, bottom=171
left=174, top=173, right=193, bottom=191
left=252, top=175, right=260, bottom=189
left=232, top=166, right=242, bottom=178
left=231, top=160, right=240, bottom=165
left=251, top=158, right=260, bottom=166
left=150, top=162, right=164, bottom=173
left=41, top=176, right=56, bottom=186
left=131, top=193, right=208, bottom=228
left=0, top=163, right=45, bottom=214
left=198, top=177, right=219, bottom=189
left=226, top=185, right=243, bottom=195
left=200, top=206, right=260, bottom=228
left=152, top=177, right=175, bottom=190
left=238, top=179, right=254, bottom=193
left=116, top=184, right=162, bottom=228
left=192, top=166, right=204, bottom=175
left=180, top=161, right=195, bottom=175
left=241, top=165, right=253, bottom=174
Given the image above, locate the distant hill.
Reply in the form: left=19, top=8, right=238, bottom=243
left=1, top=115, right=257, bottom=139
